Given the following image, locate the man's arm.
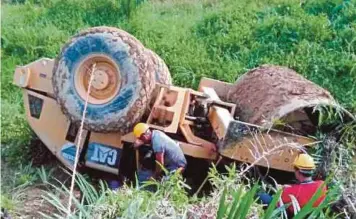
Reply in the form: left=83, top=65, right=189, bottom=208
left=154, top=152, right=164, bottom=178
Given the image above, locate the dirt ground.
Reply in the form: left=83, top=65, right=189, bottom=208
left=1, top=142, right=79, bottom=219
left=15, top=186, right=56, bottom=219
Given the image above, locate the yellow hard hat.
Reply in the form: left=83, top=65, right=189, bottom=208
left=293, top=153, right=316, bottom=170
left=133, top=123, right=149, bottom=138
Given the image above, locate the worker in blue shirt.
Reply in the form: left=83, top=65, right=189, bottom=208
left=133, top=123, right=187, bottom=180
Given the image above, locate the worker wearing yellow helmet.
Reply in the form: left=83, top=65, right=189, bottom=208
left=133, top=123, right=187, bottom=181
left=280, top=153, right=327, bottom=214
left=258, top=153, right=327, bottom=215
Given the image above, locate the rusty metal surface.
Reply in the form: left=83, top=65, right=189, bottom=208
left=220, top=120, right=316, bottom=172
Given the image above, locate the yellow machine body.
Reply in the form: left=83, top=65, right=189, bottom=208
left=13, top=58, right=319, bottom=175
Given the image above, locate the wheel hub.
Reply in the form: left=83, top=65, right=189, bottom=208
left=92, top=69, right=109, bottom=90
left=75, top=55, right=121, bottom=105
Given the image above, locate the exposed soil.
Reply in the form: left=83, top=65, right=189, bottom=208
left=29, top=137, right=57, bottom=167
left=11, top=184, right=82, bottom=219
left=1, top=138, right=80, bottom=219
left=15, top=187, right=56, bottom=219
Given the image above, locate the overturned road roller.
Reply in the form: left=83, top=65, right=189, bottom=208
left=12, top=26, right=354, bottom=183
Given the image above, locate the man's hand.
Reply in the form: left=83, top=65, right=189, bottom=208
left=155, top=153, right=164, bottom=164
left=154, top=152, right=164, bottom=178
left=134, top=139, right=144, bottom=148
left=202, top=143, right=217, bottom=155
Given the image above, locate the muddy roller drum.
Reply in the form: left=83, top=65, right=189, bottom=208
left=227, top=65, right=353, bottom=134
left=52, top=26, right=171, bottom=133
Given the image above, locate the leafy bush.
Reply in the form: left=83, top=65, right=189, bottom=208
left=37, top=164, right=345, bottom=218
left=41, top=171, right=191, bottom=218
left=311, top=106, right=356, bottom=217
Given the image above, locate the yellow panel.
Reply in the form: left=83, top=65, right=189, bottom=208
left=147, top=85, right=187, bottom=133
left=220, top=132, right=315, bottom=172
left=23, top=90, right=87, bottom=170
left=208, top=106, right=234, bottom=140
left=198, top=77, right=233, bottom=100
left=13, top=58, right=54, bottom=95
left=90, top=132, right=122, bottom=148
left=179, top=141, right=217, bottom=160
left=85, top=162, right=119, bottom=175
left=122, top=132, right=135, bottom=143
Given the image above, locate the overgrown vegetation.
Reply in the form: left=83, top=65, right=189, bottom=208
left=35, top=164, right=342, bottom=218
left=311, top=106, right=356, bottom=217
left=1, top=0, right=356, bottom=218
left=0, top=161, right=57, bottom=217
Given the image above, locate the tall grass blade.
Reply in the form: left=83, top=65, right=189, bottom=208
left=263, top=189, right=283, bottom=219
left=217, top=188, right=228, bottom=219
left=227, top=185, right=243, bottom=218
left=236, top=182, right=259, bottom=219
left=269, top=205, right=289, bottom=219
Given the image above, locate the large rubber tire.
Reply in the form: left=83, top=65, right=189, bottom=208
left=145, top=49, right=172, bottom=85
left=52, top=27, right=155, bottom=133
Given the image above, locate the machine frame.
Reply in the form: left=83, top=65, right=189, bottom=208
left=13, top=58, right=315, bottom=177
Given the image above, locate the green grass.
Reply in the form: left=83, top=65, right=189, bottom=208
left=37, top=165, right=342, bottom=218
left=1, top=162, right=38, bottom=215
left=1, top=0, right=355, bottom=151
left=127, top=0, right=356, bottom=104
left=1, top=0, right=356, bottom=216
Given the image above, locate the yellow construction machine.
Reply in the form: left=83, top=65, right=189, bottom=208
left=13, top=27, right=353, bottom=184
